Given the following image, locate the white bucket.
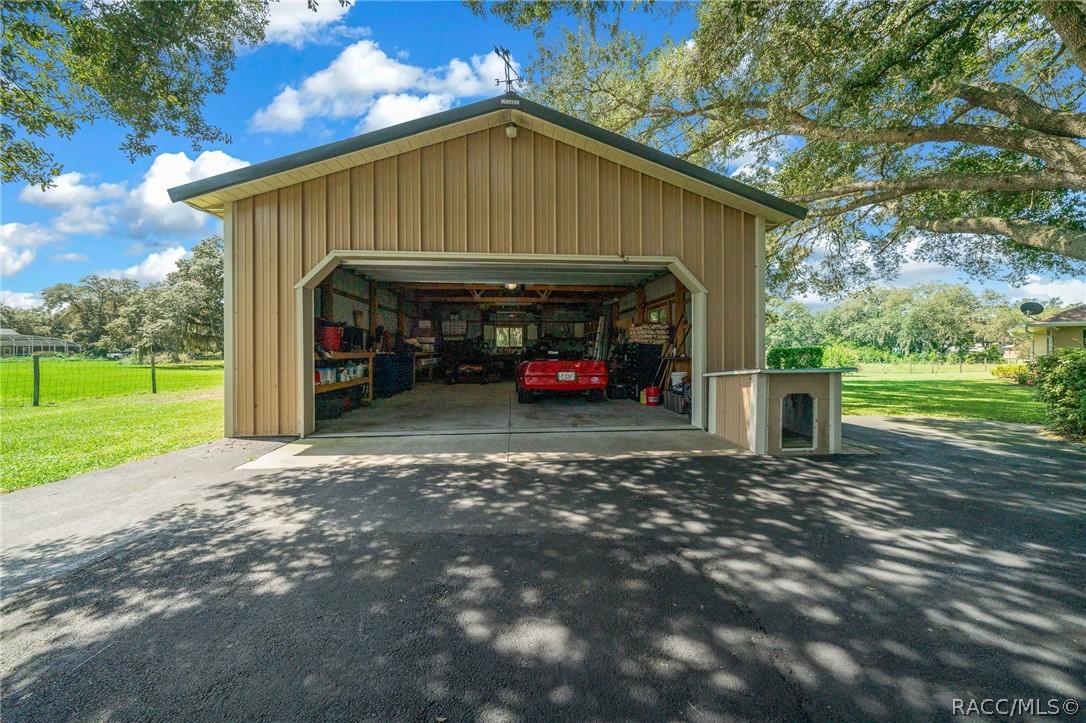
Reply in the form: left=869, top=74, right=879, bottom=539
left=671, top=371, right=687, bottom=386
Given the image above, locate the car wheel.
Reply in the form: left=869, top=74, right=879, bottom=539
left=517, top=388, right=533, bottom=404
left=587, top=389, right=606, bottom=403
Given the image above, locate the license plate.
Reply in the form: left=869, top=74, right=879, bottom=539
left=557, top=371, right=577, bottom=381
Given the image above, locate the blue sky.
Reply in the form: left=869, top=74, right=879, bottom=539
left=2, top=0, right=1083, bottom=310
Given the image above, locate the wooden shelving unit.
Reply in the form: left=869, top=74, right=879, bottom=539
left=318, top=350, right=375, bottom=361
left=315, top=350, right=373, bottom=400
left=314, top=377, right=369, bottom=394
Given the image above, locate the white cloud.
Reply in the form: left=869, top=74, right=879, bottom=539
left=1, top=246, right=36, bottom=277
left=0, top=222, right=60, bottom=277
left=0, top=290, right=43, bottom=309
left=358, top=93, right=454, bottom=133
left=18, top=172, right=124, bottom=210
left=53, top=205, right=112, bottom=235
left=250, top=41, right=516, bottom=133
left=51, top=252, right=89, bottom=263
left=893, top=258, right=956, bottom=286
left=1012, top=275, right=1086, bottom=304
left=127, top=150, right=249, bottom=237
left=103, top=246, right=189, bottom=284
left=18, top=172, right=126, bottom=236
left=14, top=153, right=244, bottom=242
left=263, top=0, right=365, bottom=48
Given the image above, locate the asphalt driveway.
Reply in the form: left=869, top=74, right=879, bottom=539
left=2, top=417, right=1084, bottom=721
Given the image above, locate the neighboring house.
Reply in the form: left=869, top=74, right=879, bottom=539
left=0, top=328, right=81, bottom=356
left=168, top=92, right=848, bottom=454
left=1025, top=304, right=1086, bottom=359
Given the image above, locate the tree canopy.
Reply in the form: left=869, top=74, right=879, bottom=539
left=766, top=283, right=1066, bottom=358
left=474, top=0, right=1086, bottom=296
left=1, top=0, right=267, bottom=188
left=0, top=236, right=224, bottom=357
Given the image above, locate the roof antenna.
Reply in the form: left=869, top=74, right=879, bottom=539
left=494, top=46, right=522, bottom=94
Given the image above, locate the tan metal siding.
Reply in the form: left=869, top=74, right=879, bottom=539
left=598, top=159, right=620, bottom=255
left=554, top=141, right=578, bottom=256
left=466, top=131, right=489, bottom=253
left=714, top=374, right=752, bottom=449
left=575, top=150, right=599, bottom=255
left=397, top=150, right=421, bottom=252
left=512, top=125, right=534, bottom=253
left=327, top=170, right=350, bottom=251
left=488, top=126, right=512, bottom=254
left=234, top=197, right=254, bottom=435
left=443, top=137, right=468, bottom=253
left=228, top=125, right=760, bottom=435
left=253, top=192, right=278, bottom=433
left=278, top=185, right=301, bottom=432
left=420, top=144, right=444, bottom=252
left=532, top=135, right=556, bottom=255
left=374, top=158, right=397, bottom=251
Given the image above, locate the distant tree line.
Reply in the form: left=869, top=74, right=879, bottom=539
left=767, top=283, right=1066, bottom=362
left=0, top=236, right=223, bottom=358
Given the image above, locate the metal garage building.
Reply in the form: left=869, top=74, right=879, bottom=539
left=169, top=93, right=845, bottom=453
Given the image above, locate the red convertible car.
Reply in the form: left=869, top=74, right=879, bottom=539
left=516, top=352, right=608, bottom=404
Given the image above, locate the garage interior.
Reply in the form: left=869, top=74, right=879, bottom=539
left=311, top=261, right=696, bottom=436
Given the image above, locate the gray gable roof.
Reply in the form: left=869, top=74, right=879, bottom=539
left=169, top=93, right=806, bottom=222
left=1041, top=304, right=1086, bottom=323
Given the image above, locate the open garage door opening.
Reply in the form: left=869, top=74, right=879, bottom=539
left=306, top=257, right=703, bottom=437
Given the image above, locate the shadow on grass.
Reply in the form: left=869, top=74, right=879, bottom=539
left=2, top=421, right=1084, bottom=720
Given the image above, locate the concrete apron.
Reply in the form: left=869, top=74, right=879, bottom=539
left=308, top=381, right=694, bottom=438
left=242, top=430, right=747, bottom=470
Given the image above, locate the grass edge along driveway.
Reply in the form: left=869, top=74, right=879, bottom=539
left=2, top=390, right=224, bottom=493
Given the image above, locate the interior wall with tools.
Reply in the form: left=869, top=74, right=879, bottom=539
left=616, top=275, right=692, bottom=359
left=315, top=270, right=427, bottom=348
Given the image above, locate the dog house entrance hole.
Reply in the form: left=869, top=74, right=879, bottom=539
left=781, top=393, right=815, bottom=449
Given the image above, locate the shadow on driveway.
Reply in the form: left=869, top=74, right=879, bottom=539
left=2, top=418, right=1084, bottom=720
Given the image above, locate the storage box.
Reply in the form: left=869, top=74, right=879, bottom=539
left=662, top=390, right=688, bottom=414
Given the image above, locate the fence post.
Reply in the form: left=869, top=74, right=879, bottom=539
left=32, top=354, right=40, bottom=406
left=150, top=344, right=157, bottom=394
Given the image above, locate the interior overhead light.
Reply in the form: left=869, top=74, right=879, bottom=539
left=505, top=123, right=518, bottom=139
left=504, top=283, right=518, bottom=290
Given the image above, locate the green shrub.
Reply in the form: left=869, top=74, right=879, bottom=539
left=821, top=345, right=860, bottom=369
left=1032, top=349, right=1086, bottom=439
left=766, top=346, right=824, bottom=369
left=992, top=364, right=1032, bottom=384
left=963, top=346, right=1004, bottom=363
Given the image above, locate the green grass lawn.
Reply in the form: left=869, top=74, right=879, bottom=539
left=1, top=388, right=224, bottom=493
left=842, top=371, right=1045, bottom=424
left=1, top=359, right=225, bottom=492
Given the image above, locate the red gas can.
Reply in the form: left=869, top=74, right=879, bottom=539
left=317, top=324, right=343, bottom=351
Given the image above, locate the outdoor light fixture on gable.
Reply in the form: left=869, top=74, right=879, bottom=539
left=505, top=123, right=518, bottom=139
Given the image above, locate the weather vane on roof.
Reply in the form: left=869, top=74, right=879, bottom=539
left=494, top=46, right=522, bottom=93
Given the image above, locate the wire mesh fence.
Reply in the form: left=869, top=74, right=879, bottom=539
left=0, top=356, right=223, bottom=407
